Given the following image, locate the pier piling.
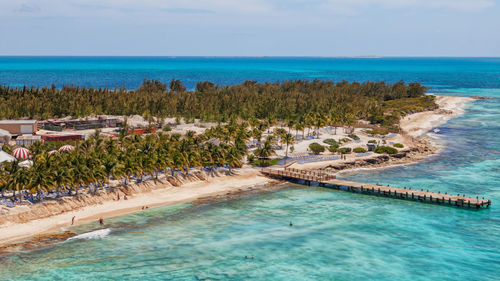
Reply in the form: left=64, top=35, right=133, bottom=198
left=261, top=167, right=490, bottom=210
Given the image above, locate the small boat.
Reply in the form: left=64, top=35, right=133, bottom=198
left=433, top=128, right=440, bottom=133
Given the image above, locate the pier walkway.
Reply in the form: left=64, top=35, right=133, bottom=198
left=261, top=167, right=491, bottom=209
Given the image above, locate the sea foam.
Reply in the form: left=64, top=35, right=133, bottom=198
left=67, top=228, right=111, bottom=241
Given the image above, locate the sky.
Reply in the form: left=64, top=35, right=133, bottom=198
left=0, top=0, right=499, bottom=56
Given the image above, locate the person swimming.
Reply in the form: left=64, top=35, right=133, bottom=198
left=290, top=221, right=293, bottom=226
left=99, top=217, right=104, bottom=225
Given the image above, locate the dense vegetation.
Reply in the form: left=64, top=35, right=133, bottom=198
left=0, top=79, right=432, bottom=200
left=0, top=122, right=249, bottom=200
left=0, top=79, right=429, bottom=130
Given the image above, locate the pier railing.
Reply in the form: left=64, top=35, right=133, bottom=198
left=261, top=168, right=491, bottom=209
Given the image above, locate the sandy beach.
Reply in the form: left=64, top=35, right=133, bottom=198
left=399, top=96, right=473, bottom=138
left=287, top=96, right=472, bottom=172
left=0, top=169, right=270, bottom=245
left=0, top=95, right=473, bottom=246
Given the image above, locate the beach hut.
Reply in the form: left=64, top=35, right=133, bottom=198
left=0, top=150, right=15, bottom=163
left=366, top=143, right=377, bottom=152
left=59, top=144, right=75, bottom=152
left=12, top=147, right=30, bottom=159
left=0, top=120, right=37, bottom=136
left=15, top=135, right=42, bottom=147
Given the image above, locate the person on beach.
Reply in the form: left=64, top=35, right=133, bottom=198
left=124, top=195, right=128, bottom=200
left=117, top=194, right=120, bottom=201
left=71, top=216, right=75, bottom=225
left=99, top=217, right=104, bottom=225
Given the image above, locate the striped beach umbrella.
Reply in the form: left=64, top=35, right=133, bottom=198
left=48, top=150, right=58, bottom=155
left=58, top=145, right=75, bottom=152
left=12, top=147, right=30, bottom=159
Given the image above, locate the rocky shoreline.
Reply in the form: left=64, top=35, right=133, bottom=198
left=321, top=139, right=436, bottom=173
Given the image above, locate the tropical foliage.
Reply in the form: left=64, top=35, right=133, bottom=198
left=0, top=122, right=249, bottom=201
left=0, top=80, right=428, bottom=131
left=0, top=79, right=431, bottom=202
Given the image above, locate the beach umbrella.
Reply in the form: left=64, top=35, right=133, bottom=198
left=48, top=150, right=58, bottom=155
left=59, top=145, right=75, bottom=152
left=18, top=160, right=33, bottom=168
left=0, top=150, right=15, bottom=163
left=12, top=147, right=30, bottom=159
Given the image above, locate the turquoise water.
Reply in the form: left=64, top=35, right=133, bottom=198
left=1, top=57, right=500, bottom=90
left=1, top=57, right=500, bottom=280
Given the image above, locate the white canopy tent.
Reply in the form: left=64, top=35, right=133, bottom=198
left=0, top=150, right=15, bottom=163
left=18, top=160, right=33, bottom=168
left=0, top=129, right=11, bottom=144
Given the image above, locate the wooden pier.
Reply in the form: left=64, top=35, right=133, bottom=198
left=261, top=168, right=491, bottom=209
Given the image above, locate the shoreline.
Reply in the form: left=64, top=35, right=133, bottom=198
left=0, top=95, right=474, bottom=246
left=290, top=96, right=473, bottom=173
left=0, top=169, right=273, bottom=246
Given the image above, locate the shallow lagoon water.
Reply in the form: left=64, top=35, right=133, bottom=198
left=0, top=58, right=499, bottom=280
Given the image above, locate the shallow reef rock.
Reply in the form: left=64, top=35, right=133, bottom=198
left=0, top=231, right=76, bottom=254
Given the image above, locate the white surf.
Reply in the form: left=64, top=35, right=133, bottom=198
left=67, top=228, right=111, bottom=241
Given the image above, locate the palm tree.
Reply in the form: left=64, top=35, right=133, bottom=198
left=122, top=157, right=137, bottom=185
left=293, top=122, right=304, bottom=140
left=282, top=133, right=295, bottom=164
left=8, top=166, right=30, bottom=201
left=102, top=156, right=121, bottom=184
left=255, top=138, right=276, bottom=167
left=312, top=113, right=326, bottom=138
left=51, top=166, right=72, bottom=197
left=0, top=167, right=9, bottom=197
left=28, top=161, right=52, bottom=199
left=252, top=128, right=262, bottom=145
left=287, top=119, right=295, bottom=133
left=225, top=146, right=242, bottom=173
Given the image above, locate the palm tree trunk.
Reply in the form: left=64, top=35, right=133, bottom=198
left=285, top=143, right=289, bottom=165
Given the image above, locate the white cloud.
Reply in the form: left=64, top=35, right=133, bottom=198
left=0, top=0, right=494, bottom=20
left=14, top=3, right=41, bottom=13
left=332, top=0, right=495, bottom=11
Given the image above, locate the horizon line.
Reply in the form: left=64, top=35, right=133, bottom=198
left=0, top=55, right=499, bottom=59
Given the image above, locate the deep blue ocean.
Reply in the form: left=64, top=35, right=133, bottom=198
left=0, top=57, right=499, bottom=280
